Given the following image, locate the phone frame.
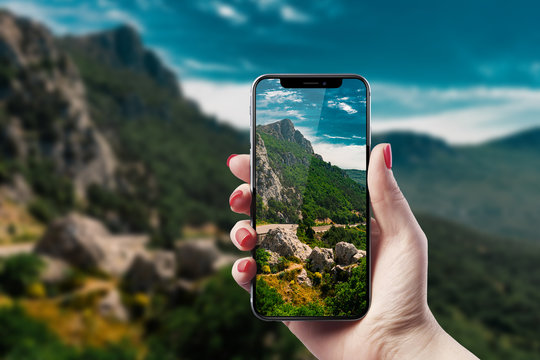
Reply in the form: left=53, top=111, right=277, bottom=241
left=250, top=74, right=371, bottom=321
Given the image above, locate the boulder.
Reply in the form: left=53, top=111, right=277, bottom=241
left=259, top=228, right=312, bottom=261
left=35, top=213, right=109, bottom=269
left=296, top=268, right=312, bottom=287
left=308, top=247, right=334, bottom=272
left=98, top=289, right=129, bottom=322
left=176, top=238, right=236, bottom=279
left=267, top=250, right=280, bottom=266
left=35, top=213, right=148, bottom=276
left=124, top=250, right=176, bottom=292
left=39, top=255, right=71, bottom=283
left=335, top=242, right=365, bottom=266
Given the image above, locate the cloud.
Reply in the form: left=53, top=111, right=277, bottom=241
left=180, top=79, right=251, bottom=129
left=214, top=2, right=247, bottom=25
left=178, top=78, right=540, bottom=145
left=311, top=143, right=367, bottom=170
left=338, top=102, right=358, bottom=114
left=182, top=58, right=238, bottom=72
left=373, top=82, right=540, bottom=143
left=280, top=5, right=311, bottom=23
left=260, top=89, right=302, bottom=105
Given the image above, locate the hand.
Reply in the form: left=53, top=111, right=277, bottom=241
left=227, top=144, right=477, bottom=359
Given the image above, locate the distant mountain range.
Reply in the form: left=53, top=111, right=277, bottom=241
left=256, top=119, right=366, bottom=225
left=373, top=128, right=540, bottom=241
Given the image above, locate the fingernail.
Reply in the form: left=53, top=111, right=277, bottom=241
left=236, top=228, right=252, bottom=247
left=227, top=154, right=237, bottom=167
left=383, top=144, right=392, bottom=169
left=229, top=190, right=243, bottom=207
left=237, top=259, right=251, bottom=272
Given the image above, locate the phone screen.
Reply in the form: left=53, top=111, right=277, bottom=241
left=252, top=75, right=370, bottom=319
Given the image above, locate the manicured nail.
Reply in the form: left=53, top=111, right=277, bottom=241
left=229, top=190, right=243, bottom=207
left=383, top=144, right=392, bottom=169
left=227, top=154, right=237, bottom=167
left=237, top=259, right=251, bottom=272
left=236, top=227, right=252, bottom=247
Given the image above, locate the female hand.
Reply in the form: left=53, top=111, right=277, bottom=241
left=227, top=144, right=477, bottom=359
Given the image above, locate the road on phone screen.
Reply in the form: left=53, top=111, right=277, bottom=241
left=256, top=223, right=365, bottom=236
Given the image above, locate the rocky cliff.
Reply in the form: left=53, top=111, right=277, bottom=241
left=0, top=10, right=117, bottom=200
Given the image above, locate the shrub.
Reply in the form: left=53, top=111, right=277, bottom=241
left=0, top=254, right=44, bottom=297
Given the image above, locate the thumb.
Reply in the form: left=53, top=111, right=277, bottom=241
left=368, top=143, right=419, bottom=237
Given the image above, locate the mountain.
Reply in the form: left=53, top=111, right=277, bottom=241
left=0, top=10, right=247, bottom=245
left=60, top=25, right=180, bottom=96
left=373, top=128, right=540, bottom=241
left=256, top=119, right=366, bottom=224
left=418, top=213, right=540, bottom=359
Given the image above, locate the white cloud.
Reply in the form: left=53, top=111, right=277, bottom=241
left=338, top=102, right=358, bottom=114
left=214, top=2, right=247, bottom=25
left=280, top=5, right=311, bottom=23
left=179, top=78, right=540, bottom=145
left=373, top=82, right=540, bottom=144
left=182, top=58, right=237, bottom=72
left=180, top=79, right=251, bottom=129
left=312, top=143, right=367, bottom=170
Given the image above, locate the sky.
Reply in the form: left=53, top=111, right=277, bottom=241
left=2, top=0, right=540, bottom=143
left=256, top=78, right=367, bottom=170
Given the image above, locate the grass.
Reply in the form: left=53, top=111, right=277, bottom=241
left=258, top=268, right=323, bottom=306
left=0, top=197, right=45, bottom=244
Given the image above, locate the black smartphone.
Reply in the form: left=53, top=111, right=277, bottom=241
left=250, top=74, right=371, bottom=320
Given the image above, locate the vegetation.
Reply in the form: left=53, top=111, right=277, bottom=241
left=62, top=47, right=247, bottom=246
left=257, top=130, right=366, bottom=225
left=0, top=254, right=44, bottom=297
left=0, top=305, right=137, bottom=360
left=146, top=267, right=306, bottom=359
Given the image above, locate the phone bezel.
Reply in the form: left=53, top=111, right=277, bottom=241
left=250, top=74, right=371, bottom=321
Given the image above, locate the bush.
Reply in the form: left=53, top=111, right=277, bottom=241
left=0, top=254, right=44, bottom=297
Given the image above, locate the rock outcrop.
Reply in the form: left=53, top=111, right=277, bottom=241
left=176, top=238, right=237, bottom=279
left=258, top=119, right=314, bottom=153
left=335, top=241, right=366, bottom=266
left=296, top=268, right=312, bottom=286
left=255, top=133, right=284, bottom=205
left=0, top=10, right=117, bottom=200
left=98, top=289, right=129, bottom=322
left=308, top=247, right=334, bottom=272
left=124, top=250, right=176, bottom=292
left=258, top=227, right=312, bottom=261
left=35, top=213, right=148, bottom=276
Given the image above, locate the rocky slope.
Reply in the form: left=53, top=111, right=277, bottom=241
left=256, top=119, right=366, bottom=224
left=0, top=10, right=117, bottom=200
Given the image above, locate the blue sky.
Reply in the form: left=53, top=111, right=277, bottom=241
left=2, top=0, right=540, bottom=143
left=256, top=78, right=367, bottom=169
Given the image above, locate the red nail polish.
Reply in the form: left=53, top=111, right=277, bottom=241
left=229, top=190, right=243, bottom=206
left=237, top=259, right=251, bottom=272
left=227, top=154, right=237, bottom=167
left=236, top=228, right=252, bottom=247
left=383, top=144, right=392, bottom=169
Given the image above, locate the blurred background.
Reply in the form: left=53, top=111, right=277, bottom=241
left=0, top=0, right=539, bottom=359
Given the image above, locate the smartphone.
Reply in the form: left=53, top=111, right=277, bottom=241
left=250, top=74, right=370, bottom=320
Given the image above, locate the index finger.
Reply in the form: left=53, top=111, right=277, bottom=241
left=227, top=154, right=250, bottom=183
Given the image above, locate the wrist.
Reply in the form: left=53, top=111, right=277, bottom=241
left=368, top=309, right=477, bottom=360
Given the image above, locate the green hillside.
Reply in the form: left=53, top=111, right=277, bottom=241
left=373, top=130, right=540, bottom=241
left=60, top=34, right=247, bottom=246
left=419, top=213, right=540, bottom=359
left=344, top=169, right=366, bottom=186
left=257, top=125, right=366, bottom=225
